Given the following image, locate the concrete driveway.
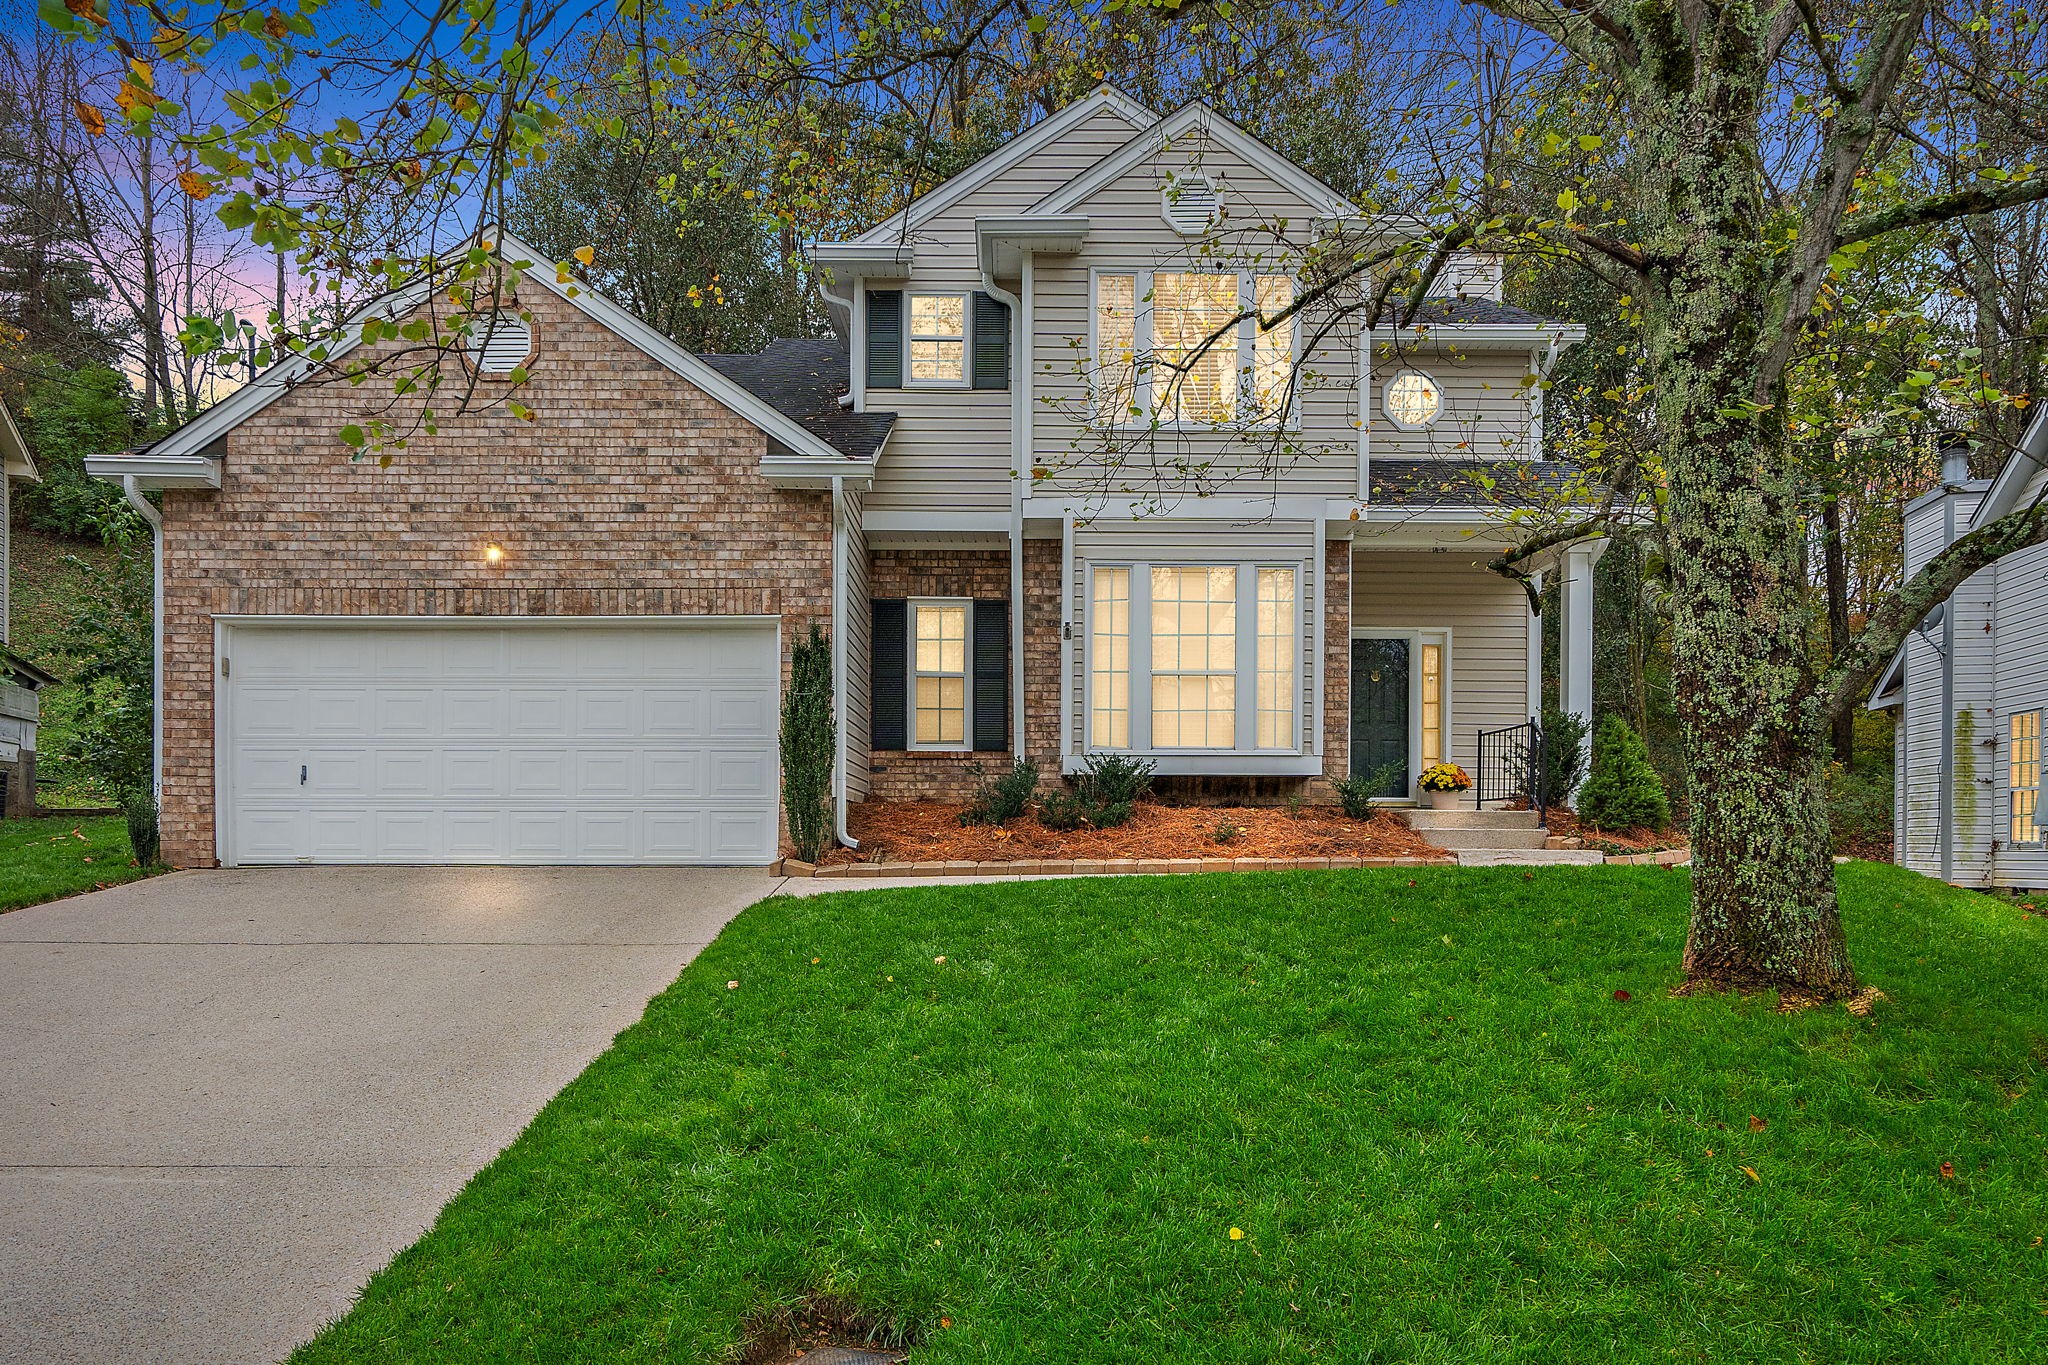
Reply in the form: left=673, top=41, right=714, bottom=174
left=0, top=865, right=778, bottom=1365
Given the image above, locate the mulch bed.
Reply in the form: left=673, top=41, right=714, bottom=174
left=817, top=800, right=1443, bottom=866
left=1542, top=807, right=1687, bottom=855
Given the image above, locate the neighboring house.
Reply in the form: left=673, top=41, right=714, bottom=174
left=2, top=401, right=50, bottom=818
left=1871, top=412, right=2048, bottom=890
left=87, top=85, right=1595, bottom=869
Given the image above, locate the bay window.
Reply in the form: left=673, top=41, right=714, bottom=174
left=1085, top=562, right=1302, bottom=754
left=1094, top=269, right=1298, bottom=426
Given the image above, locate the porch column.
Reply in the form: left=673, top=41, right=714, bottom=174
left=1560, top=544, right=1600, bottom=786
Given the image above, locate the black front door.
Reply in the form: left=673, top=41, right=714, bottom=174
left=1351, top=637, right=1410, bottom=795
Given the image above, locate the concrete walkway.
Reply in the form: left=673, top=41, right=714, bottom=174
left=0, top=866, right=775, bottom=1365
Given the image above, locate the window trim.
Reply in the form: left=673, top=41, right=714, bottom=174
left=904, top=291, right=971, bottom=390
left=1089, top=267, right=1301, bottom=431
left=1382, top=367, right=1445, bottom=431
left=907, top=597, right=973, bottom=751
left=2011, top=708, right=2043, bottom=846
left=1082, top=559, right=1306, bottom=758
left=1348, top=626, right=1454, bottom=799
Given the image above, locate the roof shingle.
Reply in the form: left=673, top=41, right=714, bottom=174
left=698, top=339, right=895, bottom=461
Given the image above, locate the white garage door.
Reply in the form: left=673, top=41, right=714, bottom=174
left=219, top=619, right=780, bottom=866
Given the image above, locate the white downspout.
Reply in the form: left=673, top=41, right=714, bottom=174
left=830, top=475, right=858, bottom=850
left=121, top=476, right=164, bottom=807
left=983, top=251, right=1027, bottom=763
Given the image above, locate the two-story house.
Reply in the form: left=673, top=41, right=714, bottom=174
left=87, top=85, right=1596, bottom=867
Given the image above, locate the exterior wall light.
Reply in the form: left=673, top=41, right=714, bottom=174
left=482, top=541, right=507, bottom=566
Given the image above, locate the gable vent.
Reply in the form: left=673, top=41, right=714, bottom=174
left=468, top=311, right=533, bottom=374
left=1162, top=174, right=1220, bottom=235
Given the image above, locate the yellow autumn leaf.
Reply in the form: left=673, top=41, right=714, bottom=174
left=115, top=83, right=159, bottom=113
left=153, top=25, right=190, bottom=57
left=571, top=244, right=594, bottom=266
left=1228, top=1227, right=1245, bottom=1240
left=177, top=170, right=212, bottom=200
left=74, top=101, right=106, bottom=136
left=1739, top=1165, right=1761, bottom=1183
left=263, top=9, right=288, bottom=40
left=128, top=57, right=153, bottom=86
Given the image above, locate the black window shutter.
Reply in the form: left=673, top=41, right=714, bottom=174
left=866, top=290, right=903, bottom=390
left=971, top=291, right=1011, bottom=391
left=870, top=599, right=908, bottom=749
left=972, top=600, right=1009, bottom=752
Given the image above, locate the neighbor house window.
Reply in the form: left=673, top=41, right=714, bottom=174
left=911, top=600, right=970, bottom=747
left=908, top=293, right=967, bottom=384
left=1095, top=270, right=1297, bottom=427
left=2013, top=710, right=2042, bottom=844
left=1255, top=567, right=1298, bottom=749
left=1083, top=563, right=1303, bottom=755
left=1090, top=568, right=1132, bottom=749
left=1383, top=368, right=1443, bottom=429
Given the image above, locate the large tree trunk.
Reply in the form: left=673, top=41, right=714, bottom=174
left=1639, top=22, right=1858, bottom=999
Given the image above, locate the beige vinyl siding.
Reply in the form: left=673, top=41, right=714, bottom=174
left=1351, top=551, right=1531, bottom=770
left=1031, top=135, right=1361, bottom=502
left=843, top=489, right=872, bottom=801
left=1369, top=349, right=1540, bottom=463
left=1066, top=519, right=1319, bottom=761
left=864, top=107, right=1144, bottom=516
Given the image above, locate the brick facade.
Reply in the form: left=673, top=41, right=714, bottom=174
left=156, top=283, right=834, bottom=866
left=864, top=547, right=1014, bottom=802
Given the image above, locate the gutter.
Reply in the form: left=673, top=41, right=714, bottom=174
left=830, top=475, right=858, bottom=851
left=120, top=476, right=165, bottom=808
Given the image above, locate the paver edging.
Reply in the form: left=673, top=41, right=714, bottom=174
left=784, top=854, right=1458, bottom=878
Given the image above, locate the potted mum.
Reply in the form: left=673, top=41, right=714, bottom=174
left=1418, top=761, right=1473, bottom=810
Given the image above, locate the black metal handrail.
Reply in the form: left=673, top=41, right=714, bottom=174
left=1474, top=717, right=1546, bottom=824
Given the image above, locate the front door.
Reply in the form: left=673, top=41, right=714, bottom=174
left=1351, top=636, right=1410, bottom=795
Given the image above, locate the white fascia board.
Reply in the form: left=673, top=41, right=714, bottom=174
left=1866, top=647, right=1906, bottom=711
left=1030, top=102, right=1358, bottom=220
left=760, top=455, right=874, bottom=490
left=976, top=215, right=1091, bottom=279
left=813, top=241, right=916, bottom=277
left=1970, top=406, right=2048, bottom=529
left=0, top=402, right=35, bottom=481
left=1370, top=324, right=1588, bottom=347
left=82, top=451, right=223, bottom=489
left=1023, top=493, right=1330, bottom=523
left=849, top=87, right=1155, bottom=246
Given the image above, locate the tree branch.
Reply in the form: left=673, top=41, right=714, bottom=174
left=1837, top=174, right=2048, bottom=247
left=1811, top=494, right=2048, bottom=722
left=1487, top=516, right=1608, bottom=612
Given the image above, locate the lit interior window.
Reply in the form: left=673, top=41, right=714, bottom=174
left=1255, top=567, right=1298, bottom=749
left=2013, top=710, right=2042, bottom=843
left=1253, top=276, right=1294, bottom=420
left=1090, top=568, right=1131, bottom=748
left=912, top=602, right=968, bottom=745
left=1420, top=641, right=1444, bottom=767
left=908, top=294, right=965, bottom=383
left=1150, top=565, right=1237, bottom=748
left=1152, top=273, right=1240, bottom=424
left=1384, top=369, right=1443, bottom=428
left=1095, top=274, right=1139, bottom=425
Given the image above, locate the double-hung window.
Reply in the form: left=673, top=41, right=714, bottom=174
left=2013, top=710, right=2042, bottom=844
left=910, top=600, right=970, bottom=748
left=1086, top=562, right=1301, bottom=754
left=907, top=293, right=967, bottom=385
left=1094, top=270, right=1297, bottom=426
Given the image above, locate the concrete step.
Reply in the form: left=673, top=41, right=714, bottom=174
left=1454, top=848, right=1606, bottom=867
left=1411, top=827, right=1552, bottom=850
left=1402, top=808, right=1542, bottom=830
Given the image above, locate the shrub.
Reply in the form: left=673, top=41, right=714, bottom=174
left=1211, top=820, right=1243, bottom=844
left=123, top=786, right=160, bottom=867
left=1035, top=791, right=1096, bottom=831
left=1576, top=716, right=1672, bottom=830
left=1537, top=708, right=1590, bottom=808
left=1074, top=752, right=1155, bottom=807
left=961, top=758, right=1040, bottom=826
left=1332, top=760, right=1405, bottom=819
left=779, top=625, right=836, bottom=862
left=1092, top=800, right=1135, bottom=829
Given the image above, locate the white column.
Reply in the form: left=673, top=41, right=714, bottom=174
left=1561, top=546, right=1598, bottom=783
left=1525, top=569, right=1544, bottom=722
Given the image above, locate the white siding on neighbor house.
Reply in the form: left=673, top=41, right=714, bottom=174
left=1, top=473, right=11, bottom=643
left=1898, top=628, right=1945, bottom=877
left=1351, top=551, right=1531, bottom=769
left=1991, top=478, right=2048, bottom=885
left=1031, top=132, right=1362, bottom=504
left=1948, top=567, right=1998, bottom=886
left=842, top=489, right=873, bottom=801
left=863, top=105, right=1145, bottom=516
left=1065, top=518, right=1319, bottom=761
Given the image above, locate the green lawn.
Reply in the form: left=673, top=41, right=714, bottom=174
left=0, top=815, right=156, bottom=911
left=294, top=864, right=2048, bottom=1363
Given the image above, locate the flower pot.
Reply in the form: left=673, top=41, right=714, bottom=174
left=1427, top=790, right=1464, bottom=811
